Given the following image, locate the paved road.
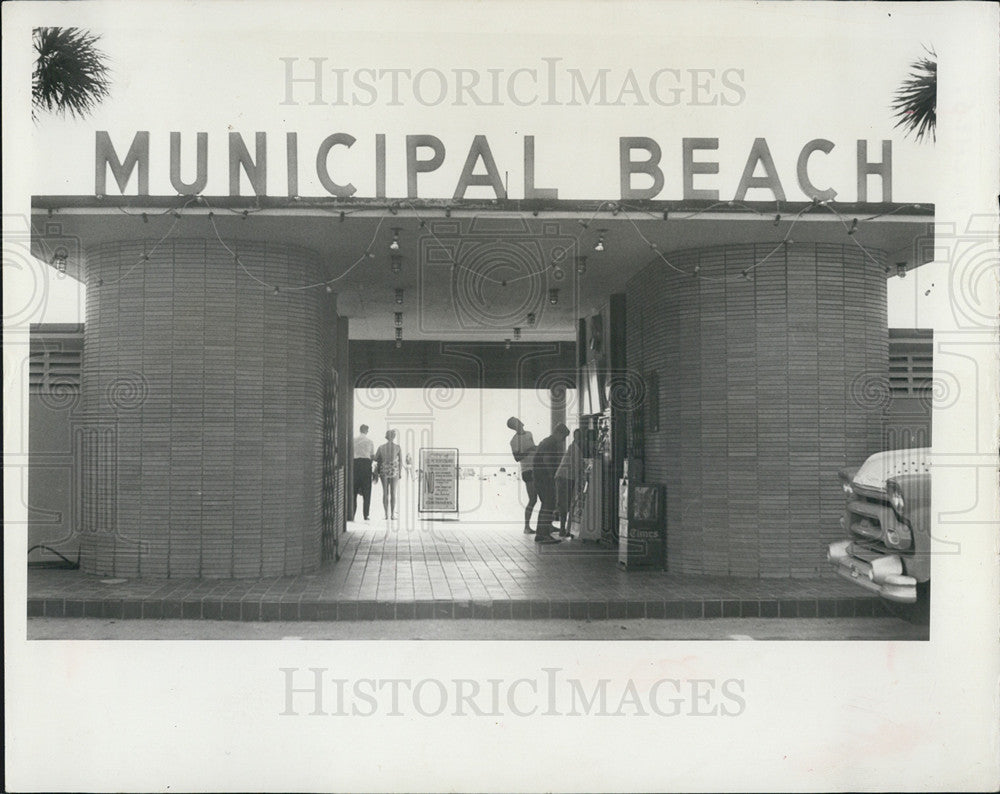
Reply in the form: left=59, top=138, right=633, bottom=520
left=27, top=617, right=928, bottom=641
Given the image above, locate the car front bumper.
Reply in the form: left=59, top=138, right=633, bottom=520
left=826, top=540, right=918, bottom=603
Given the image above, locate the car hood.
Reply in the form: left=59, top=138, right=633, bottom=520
left=852, top=448, right=931, bottom=491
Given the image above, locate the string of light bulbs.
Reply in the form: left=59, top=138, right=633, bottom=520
left=397, top=198, right=619, bottom=288
left=63, top=194, right=922, bottom=293
left=203, top=197, right=388, bottom=292
left=91, top=206, right=190, bottom=286
left=620, top=200, right=818, bottom=282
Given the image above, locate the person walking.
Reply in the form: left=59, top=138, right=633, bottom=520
left=375, top=429, right=403, bottom=520
left=352, top=424, right=375, bottom=521
left=532, top=423, right=570, bottom=543
left=555, top=428, right=583, bottom=538
left=507, top=417, right=538, bottom=534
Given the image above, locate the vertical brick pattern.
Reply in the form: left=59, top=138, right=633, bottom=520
left=81, top=238, right=329, bottom=577
left=626, top=243, right=886, bottom=578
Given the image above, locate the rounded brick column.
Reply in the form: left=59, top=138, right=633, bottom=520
left=79, top=238, right=329, bottom=577
left=625, top=242, right=887, bottom=578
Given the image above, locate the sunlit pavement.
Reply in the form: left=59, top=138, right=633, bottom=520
left=26, top=617, right=928, bottom=641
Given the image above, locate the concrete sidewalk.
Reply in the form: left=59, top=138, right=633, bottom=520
left=27, top=520, right=880, bottom=621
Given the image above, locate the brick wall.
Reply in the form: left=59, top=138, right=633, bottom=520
left=27, top=326, right=84, bottom=562
left=81, top=238, right=331, bottom=577
left=626, top=243, right=887, bottom=578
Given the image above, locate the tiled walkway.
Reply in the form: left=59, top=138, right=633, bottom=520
left=28, top=519, right=883, bottom=621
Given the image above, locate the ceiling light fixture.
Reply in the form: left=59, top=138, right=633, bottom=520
left=51, top=248, right=68, bottom=274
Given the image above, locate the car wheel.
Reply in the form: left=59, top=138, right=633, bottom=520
left=886, top=581, right=930, bottom=626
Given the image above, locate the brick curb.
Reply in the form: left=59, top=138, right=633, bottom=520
left=28, top=595, right=890, bottom=621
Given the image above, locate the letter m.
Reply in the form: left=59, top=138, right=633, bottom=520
left=568, top=679, right=611, bottom=715
left=567, top=69, right=609, bottom=105
left=96, top=131, right=150, bottom=195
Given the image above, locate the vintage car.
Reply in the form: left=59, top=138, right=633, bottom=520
left=826, top=447, right=931, bottom=617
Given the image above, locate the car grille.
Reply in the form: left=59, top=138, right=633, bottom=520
left=849, top=536, right=892, bottom=559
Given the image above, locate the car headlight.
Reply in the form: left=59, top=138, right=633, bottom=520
left=887, top=481, right=906, bottom=515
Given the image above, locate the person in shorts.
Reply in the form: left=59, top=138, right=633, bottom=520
left=375, top=429, right=403, bottom=520
left=507, top=417, right=538, bottom=534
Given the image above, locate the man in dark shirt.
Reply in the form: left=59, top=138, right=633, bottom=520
left=532, top=423, right=570, bottom=543
left=352, top=424, right=375, bottom=521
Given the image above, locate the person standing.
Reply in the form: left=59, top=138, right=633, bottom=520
left=532, top=423, right=570, bottom=543
left=352, top=424, right=375, bottom=521
left=375, top=429, right=403, bottom=520
left=555, top=428, right=583, bottom=538
left=507, top=417, right=538, bottom=534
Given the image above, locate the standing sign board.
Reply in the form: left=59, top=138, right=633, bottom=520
left=418, top=448, right=459, bottom=514
left=618, top=483, right=666, bottom=570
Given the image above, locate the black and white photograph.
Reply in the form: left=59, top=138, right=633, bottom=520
left=4, top=1, right=998, bottom=791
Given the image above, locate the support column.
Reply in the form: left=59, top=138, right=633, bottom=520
left=625, top=242, right=888, bottom=578
left=80, top=238, right=331, bottom=577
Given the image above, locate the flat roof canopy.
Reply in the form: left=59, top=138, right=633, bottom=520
left=32, top=197, right=934, bottom=341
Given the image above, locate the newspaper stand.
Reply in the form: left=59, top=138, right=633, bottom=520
left=618, top=482, right=666, bottom=570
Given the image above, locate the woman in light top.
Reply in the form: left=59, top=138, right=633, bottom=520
left=375, top=429, right=403, bottom=520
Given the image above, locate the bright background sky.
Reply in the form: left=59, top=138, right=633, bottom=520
left=24, top=3, right=942, bottom=325
left=353, top=387, right=578, bottom=469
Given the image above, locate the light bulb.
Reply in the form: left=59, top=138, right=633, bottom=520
left=51, top=247, right=69, bottom=273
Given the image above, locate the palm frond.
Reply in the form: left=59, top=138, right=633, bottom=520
left=891, top=47, right=936, bottom=143
left=32, top=27, right=111, bottom=120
